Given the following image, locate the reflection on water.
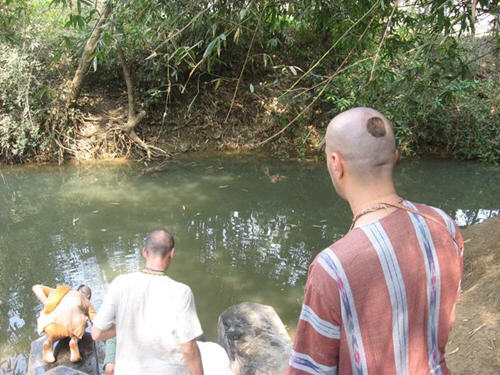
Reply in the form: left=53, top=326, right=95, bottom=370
left=0, top=155, right=499, bottom=373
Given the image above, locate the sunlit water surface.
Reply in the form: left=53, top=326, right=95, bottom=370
left=1, top=154, right=499, bottom=373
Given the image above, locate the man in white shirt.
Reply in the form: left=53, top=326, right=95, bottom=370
left=91, top=229, right=204, bottom=375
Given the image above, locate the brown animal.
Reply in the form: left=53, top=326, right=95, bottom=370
left=33, top=284, right=96, bottom=363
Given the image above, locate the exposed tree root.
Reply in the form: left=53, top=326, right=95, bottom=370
left=116, top=42, right=168, bottom=160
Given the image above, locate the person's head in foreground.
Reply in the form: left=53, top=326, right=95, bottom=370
left=142, top=228, right=176, bottom=271
left=324, top=106, right=399, bottom=204
left=286, top=107, right=463, bottom=375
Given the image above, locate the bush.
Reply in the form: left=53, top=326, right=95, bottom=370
left=0, top=2, right=65, bottom=163
left=0, top=43, right=44, bottom=161
left=303, top=36, right=500, bottom=162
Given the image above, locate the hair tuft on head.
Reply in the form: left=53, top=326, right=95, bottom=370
left=366, top=117, right=386, bottom=138
left=145, top=229, right=175, bottom=257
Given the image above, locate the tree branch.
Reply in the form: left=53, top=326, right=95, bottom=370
left=115, top=41, right=167, bottom=159
left=66, top=2, right=113, bottom=107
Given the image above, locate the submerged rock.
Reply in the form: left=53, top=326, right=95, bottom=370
left=27, top=332, right=99, bottom=375
left=218, top=302, right=292, bottom=375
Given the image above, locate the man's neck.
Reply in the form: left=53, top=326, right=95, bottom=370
left=346, top=188, right=401, bottom=229
left=345, top=180, right=400, bottom=217
left=349, top=191, right=400, bottom=217
left=144, top=259, right=168, bottom=273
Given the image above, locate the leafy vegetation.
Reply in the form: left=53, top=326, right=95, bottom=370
left=0, top=0, right=499, bottom=163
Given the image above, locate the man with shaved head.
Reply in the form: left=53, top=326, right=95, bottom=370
left=287, top=108, right=463, bottom=375
left=91, top=229, right=204, bottom=375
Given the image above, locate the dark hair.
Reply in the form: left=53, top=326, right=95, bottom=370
left=366, top=116, right=386, bottom=137
left=145, top=229, right=175, bottom=257
left=77, top=284, right=92, bottom=299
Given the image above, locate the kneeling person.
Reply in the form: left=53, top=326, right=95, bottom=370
left=33, top=284, right=96, bottom=363
left=91, top=229, right=204, bottom=375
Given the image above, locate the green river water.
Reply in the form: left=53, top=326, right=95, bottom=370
left=1, top=154, right=499, bottom=374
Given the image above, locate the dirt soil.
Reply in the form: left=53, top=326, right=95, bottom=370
left=69, top=74, right=327, bottom=162
left=447, top=216, right=500, bottom=374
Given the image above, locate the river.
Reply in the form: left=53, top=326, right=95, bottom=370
left=1, top=154, right=499, bottom=374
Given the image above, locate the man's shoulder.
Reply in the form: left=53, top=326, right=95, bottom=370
left=111, top=272, right=140, bottom=284
left=58, top=289, right=84, bottom=307
left=310, top=233, right=358, bottom=275
left=318, top=229, right=369, bottom=259
left=107, top=272, right=144, bottom=292
left=113, top=272, right=191, bottom=290
left=404, top=201, right=460, bottom=236
left=165, top=277, right=192, bottom=296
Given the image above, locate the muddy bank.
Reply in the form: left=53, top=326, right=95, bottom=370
left=30, top=77, right=326, bottom=164
left=447, top=216, right=500, bottom=374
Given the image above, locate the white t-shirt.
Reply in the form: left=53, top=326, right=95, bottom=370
left=198, top=341, right=234, bottom=375
left=93, top=272, right=203, bottom=375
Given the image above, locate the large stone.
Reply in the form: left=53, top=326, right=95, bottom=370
left=44, top=366, right=88, bottom=375
left=27, top=332, right=99, bottom=375
left=218, top=302, right=292, bottom=375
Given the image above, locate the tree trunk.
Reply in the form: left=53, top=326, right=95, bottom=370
left=471, top=0, right=477, bottom=36
left=116, top=42, right=144, bottom=129
left=66, top=2, right=113, bottom=107
left=115, top=41, right=151, bottom=159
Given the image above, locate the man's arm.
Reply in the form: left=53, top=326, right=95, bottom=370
left=32, top=285, right=54, bottom=304
left=286, top=259, right=341, bottom=375
left=91, top=278, right=118, bottom=342
left=86, top=301, right=97, bottom=322
left=91, top=324, right=116, bottom=341
left=176, top=286, right=204, bottom=373
left=180, top=339, right=204, bottom=375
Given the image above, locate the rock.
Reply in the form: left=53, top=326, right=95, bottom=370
left=218, top=302, right=292, bottom=375
left=27, top=332, right=99, bottom=375
left=44, top=366, right=88, bottom=375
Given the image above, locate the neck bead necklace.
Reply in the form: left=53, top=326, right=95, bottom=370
left=349, top=198, right=403, bottom=231
left=142, top=267, right=166, bottom=276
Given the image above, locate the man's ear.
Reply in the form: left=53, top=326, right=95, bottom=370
left=141, top=248, right=147, bottom=258
left=331, top=151, right=344, bottom=179
left=394, top=148, right=399, bottom=163
left=169, top=248, right=176, bottom=259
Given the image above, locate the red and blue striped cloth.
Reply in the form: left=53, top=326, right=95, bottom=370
left=287, top=201, right=463, bottom=375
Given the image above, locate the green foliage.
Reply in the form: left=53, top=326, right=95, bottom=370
left=0, top=0, right=64, bottom=162
left=304, top=34, right=500, bottom=162
left=0, top=0, right=28, bottom=43
left=1, top=0, right=499, bottom=162
left=0, top=43, right=45, bottom=161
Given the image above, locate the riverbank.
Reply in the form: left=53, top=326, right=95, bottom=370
left=447, top=215, right=500, bottom=374
left=2, top=1, right=500, bottom=165
left=2, top=58, right=499, bottom=165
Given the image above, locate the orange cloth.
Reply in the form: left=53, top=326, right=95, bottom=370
left=37, top=289, right=95, bottom=339
left=44, top=285, right=72, bottom=314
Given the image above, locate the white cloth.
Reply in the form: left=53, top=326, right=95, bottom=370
left=93, top=272, right=203, bottom=375
left=198, top=341, right=234, bottom=375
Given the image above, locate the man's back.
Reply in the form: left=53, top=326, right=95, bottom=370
left=288, top=201, right=463, bottom=375
left=37, top=289, right=92, bottom=339
left=94, top=272, right=202, bottom=375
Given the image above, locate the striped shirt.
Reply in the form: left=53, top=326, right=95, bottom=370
left=287, top=201, right=463, bottom=375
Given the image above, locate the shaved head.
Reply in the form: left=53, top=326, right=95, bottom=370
left=325, top=107, right=397, bottom=180
left=145, top=229, right=175, bottom=257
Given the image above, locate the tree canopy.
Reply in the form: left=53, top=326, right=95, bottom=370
left=0, top=0, right=499, bottom=162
